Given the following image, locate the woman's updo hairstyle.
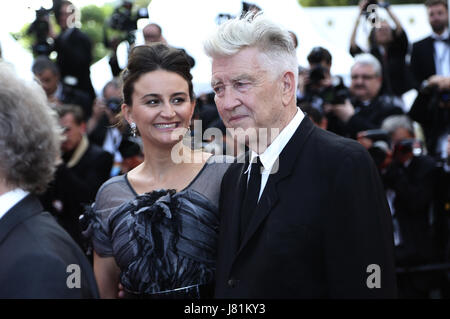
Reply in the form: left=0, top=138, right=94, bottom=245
left=122, top=43, right=194, bottom=106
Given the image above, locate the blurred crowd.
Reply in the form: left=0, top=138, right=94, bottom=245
left=0, top=0, right=449, bottom=298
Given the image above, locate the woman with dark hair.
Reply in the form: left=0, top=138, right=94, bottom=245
left=349, top=0, right=413, bottom=97
left=83, top=44, right=231, bottom=299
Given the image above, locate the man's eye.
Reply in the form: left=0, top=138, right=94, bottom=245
left=235, top=82, right=250, bottom=89
left=213, top=86, right=224, bottom=94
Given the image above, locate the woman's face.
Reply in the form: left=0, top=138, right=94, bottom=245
left=374, top=22, right=393, bottom=45
left=123, top=70, right=195, bottom=148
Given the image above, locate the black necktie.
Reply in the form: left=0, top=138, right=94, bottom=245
left=240, top=157, right=263, bottom=241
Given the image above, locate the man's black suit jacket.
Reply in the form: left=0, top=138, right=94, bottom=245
left=55, top=28, right=96, bottom=101
left=0, top=195, right=99, bottom=298
left=410, top=36, right=436, bottom=88
left=383, top=155, right=438, bottom=266
left=216, top=116, right=397, bottom=298
left=40, top=143, right=113, bottom=248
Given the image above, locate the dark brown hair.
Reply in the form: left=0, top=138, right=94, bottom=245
left=121, top=43, right=194, bottom=106
left=57, top=104, right=85, bottom=125
left=425, top=0, right=448, bottom=10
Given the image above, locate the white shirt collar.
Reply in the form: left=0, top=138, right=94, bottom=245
left=432, top=28, right=449, bottom=41
left=0, top=188, right=29, bottom=221
left=245, top=107, right=304, bottom=175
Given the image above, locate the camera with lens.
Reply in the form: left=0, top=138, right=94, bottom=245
left=363, top=0, right=379, bottom=12
left=321, top=77, right=350, bottom=105
left=105, top=97, right=122, bottom=114
left=393, top=139, right=423, bottom=159
left=305, top=65, right=350, bottom=105
left=27, top=7, right=54, bottom=56
left=361, top=129, right=391, bottom=169
left=109, top=1, right=149, bottom=35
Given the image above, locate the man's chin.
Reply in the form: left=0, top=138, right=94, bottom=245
left=431, top=25, right=445, bottom=34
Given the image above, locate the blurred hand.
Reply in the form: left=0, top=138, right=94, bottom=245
left=359, top=0, right=369, bottom=14
left=357, top=131, right=374, bottom=149
left=330, top=99, right=355, bottom=123
left=92, top=98, right=107, bottom=120
left=427, top=75, right=450, bottom=91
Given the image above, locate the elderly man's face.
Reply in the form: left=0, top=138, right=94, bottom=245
left=350, top=64, right=382, bottom=101
left=211, top=47, right=285, bottom=135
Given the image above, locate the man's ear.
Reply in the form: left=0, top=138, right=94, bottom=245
left=281, top=71, right=296, bottom=106
left=80, top=122, right=87, bottom=134
left=121, top=103, right=132, bottom=124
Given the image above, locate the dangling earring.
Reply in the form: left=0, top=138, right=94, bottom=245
left=130, top=122, right=137, bottom=137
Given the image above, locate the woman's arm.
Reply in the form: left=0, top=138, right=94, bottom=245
left=382, top=1, right=404, bottom=36
left=350, top=0, right=368, bottom=52
left=93, top=251, right=121, bottom=299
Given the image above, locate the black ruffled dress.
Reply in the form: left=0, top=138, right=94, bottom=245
left=82, top=156, right=231, bottom=298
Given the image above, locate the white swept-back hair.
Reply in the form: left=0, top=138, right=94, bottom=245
left=204, top=12, right=298, bottom=86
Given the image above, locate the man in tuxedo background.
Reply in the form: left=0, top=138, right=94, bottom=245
left=51, top=1, right=96, bottom=116
left=204, top=13, right=397, bottom=298
left=410, top=0, right=449, bottom=87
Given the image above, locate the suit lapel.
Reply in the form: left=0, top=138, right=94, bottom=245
left=427, top=37, right=437, bottom=74
left=235, top=116, right=316, bottom=256
left=0, top=195, right=43, bottom=245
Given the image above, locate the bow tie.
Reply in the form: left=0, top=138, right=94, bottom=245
left=433, top=36, right=450, bottom=44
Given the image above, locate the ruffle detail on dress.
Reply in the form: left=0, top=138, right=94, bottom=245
left=116, top=189, right=217, bottom=295
left=80, top=203, right=110, bottom=255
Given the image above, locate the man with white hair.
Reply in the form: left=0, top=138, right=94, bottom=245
left=327, top=53, right=404, bottom=139
left=204, top=13, right=397, bottom=298
left=0, top=62, right=99, bottom=298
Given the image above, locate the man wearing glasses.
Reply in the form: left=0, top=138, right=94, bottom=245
left=326, top=53, right=404, bottom=139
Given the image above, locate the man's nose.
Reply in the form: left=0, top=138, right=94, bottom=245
left=221, top=87, right=241, bottom=111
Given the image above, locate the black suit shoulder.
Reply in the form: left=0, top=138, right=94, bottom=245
left=412, top=36, right=433, bottom=48
left=0, top=200, right=99, bottom=298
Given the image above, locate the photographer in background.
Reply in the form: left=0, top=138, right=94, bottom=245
left=40, top=104, right=113, bottom=252
left=32, top=55, right=91, bottom=120
left=300, top=46, right=334, bottom=111
left=326, top=53, right=404, bottom=139
left=298, top=47, right=349, bottom=135
left=87, top=78, right=129, bottom=176
left=377, top=115, right=442, bottom=298
left=51, top=1, right=95, bottom=115
left=349, top=0, right=413, bottom=97
left=409, top=75, right=450, bottom=159
left=27, top=7, right=54, bottom=57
